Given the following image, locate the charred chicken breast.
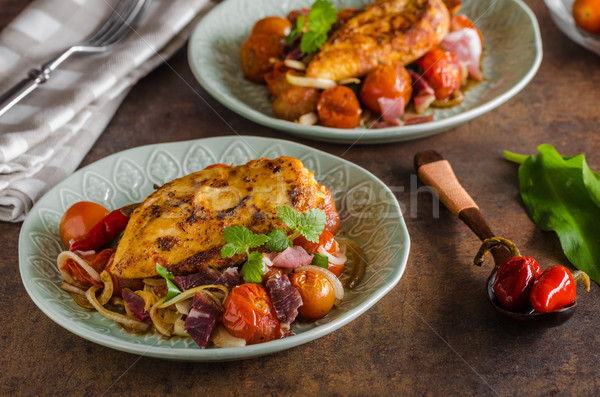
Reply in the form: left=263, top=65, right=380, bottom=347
left=306, top=0, right=450, bottom=81
left=109, top=157, right=334, bottom=279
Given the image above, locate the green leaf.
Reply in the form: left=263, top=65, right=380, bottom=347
left=156, top=263, right=181, bottom=302
left=221, top=225, right=267, bottom=258
left=300, top=30, right=328, bottom=54
left=311, top=253, right=329, bottom=269
left=285, top=15, right=304, bottom=45
left=283, top=0, right=337, bottom=53
left=298, top=208, right=326, bottom=243
left=277, top=206, right=300, bottom=229
left=511, top=144, right=600, bottom=284
left=308, top=0, right=337, bottom=31
left=241, top=251, right=264, bottom=283
left=265, top=228, right=293, bottom=252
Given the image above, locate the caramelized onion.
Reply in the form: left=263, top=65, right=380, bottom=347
left=317, top=245, right=347, bottom=266
left=298, top=112, right=318, bottom=126
left=286, top=72, right=336, bottom=89
left=284, top=59, right=306, bottom=71
left=86, top=286, right=149, bottom=332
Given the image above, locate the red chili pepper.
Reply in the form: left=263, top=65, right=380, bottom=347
left=529, top=266, right=592, bottom=313
left=493, top=256, right=542, bottom=311
left=70, top=205, right=136, bottom=252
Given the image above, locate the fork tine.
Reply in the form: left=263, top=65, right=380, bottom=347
left=88, top=0, right=142, bottom=47
left=85, top=0, right=133, bottom=45
left=101, top=0, right=148, bottom=47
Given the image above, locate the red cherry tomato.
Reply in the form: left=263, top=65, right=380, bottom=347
left=59, top=201, right=109, bottom=249
left=451, top=14, right=483, bottom=46
left=573, top=0, right=600, bottom=35
left=317, top=86, right=362, bottom=129
left=290, top=271, right=335, bottom=319
left=493, top=256, right=542, bottom=311
left=251, top=16, right=292, bottom=38
left=417, top=47, right=462, bottom=101
left=529, top=266, right=576, bottom=313
left=222, top=283, right=281, bottom=344
left=240, top=33, right=282, bottom=83
left=360, top=64, right=413, bottom=115
left=293, top=229, right=336, bottom=254
left=323, top=187, right=340, bottom=235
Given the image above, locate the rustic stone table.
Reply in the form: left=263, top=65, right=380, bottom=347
left=1, top=1, right=599, bottom=395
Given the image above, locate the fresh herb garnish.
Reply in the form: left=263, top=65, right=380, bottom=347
left=285, top=0, right=338, bottom=54
left=156, top=263, right=181, bottom=302
left=505, top=144, right=600, bottom=284
left=277, top=206, right=326, bottom=243
left=220, top=206, right=327, bottom=282
left=311, top=253, right=329, bottom=269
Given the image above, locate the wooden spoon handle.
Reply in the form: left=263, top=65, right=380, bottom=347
left=414, top=150, right=512, bottom=265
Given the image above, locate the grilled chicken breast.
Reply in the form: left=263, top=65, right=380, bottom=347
left=306, top=0, right=450, bottom=81
left=108, top=157, right=330, bottom=279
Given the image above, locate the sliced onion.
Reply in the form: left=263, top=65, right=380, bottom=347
left=432, top=90, right=464, bottom=107
left=57, top=251, right=101, bottom=284
left=298, top=112, right=317, bottom=126
left=86, top=286, right=149, bottom=332
left=286, top=72, right=336, bottom=89
left=262, top=255, right=273, bottom=273
left=97, top=271, right=113, bottom=305
left=295, top=265, right=344, bottom=303
left=337, top=77, right=361, bottom=85
left=158, top=284, right=229, bottom=309
left=60, top=282, right=87, bottom=297
left=211, top=324, right=246, bottom=348
left=317, top=245, right=347, bottom=266
left=175, top=299, right=192, bottom=316
left=284, top=59, right=306, bottom=71
left=173, top=318, right=189, bottom=337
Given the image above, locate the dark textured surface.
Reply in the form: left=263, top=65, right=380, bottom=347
left=2, top=1, right=600, bottom=395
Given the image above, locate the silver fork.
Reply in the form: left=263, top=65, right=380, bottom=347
left=0, top=0, right=148, bottom=118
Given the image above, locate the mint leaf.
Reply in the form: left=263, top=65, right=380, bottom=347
left=156, top=263, right=181, bottom=302
left=241, top=251, right=264, bottom=283
left=309, top=0, right=337, bottom=30
left=301, top=30, right=328, bottom=54
left=221, top=225, right=267, bottom=258
left=311, top=253, right=329, bottom=269
left=277, top=206, right=300, bottom=229
left=284, top=0, right=337, bottom=53
left=298, top=208, right=326, bottom=243
left=266, top=228, right=293, bottom=252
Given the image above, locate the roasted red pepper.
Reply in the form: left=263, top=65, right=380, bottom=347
left=529, top=266, right=591, bottom=313
left=70, top=204, right=136, bottom=252
left=474, top=237, right=542, bottom=311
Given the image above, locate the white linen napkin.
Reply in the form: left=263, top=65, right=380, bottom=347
left=0, top=0, right=215, bottom=222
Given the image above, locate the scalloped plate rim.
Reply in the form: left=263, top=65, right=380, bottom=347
left=188, top=0, right=542, bottom=144
left=19, top=136, right=410, bottom=361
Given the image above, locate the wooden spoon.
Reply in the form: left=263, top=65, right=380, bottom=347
left=414, top=150, right=576, bottom=328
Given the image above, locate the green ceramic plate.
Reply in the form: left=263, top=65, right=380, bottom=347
left=544, top=0, right=600, bottom=56
left=19, top=136, right=409, bottom=361
left=188, top=0, right=542, bottom=144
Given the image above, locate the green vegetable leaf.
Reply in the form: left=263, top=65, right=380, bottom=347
left=505, top=144, right=600, bottom=284
left=284, top=0, right=337, bottom=53
left=311, top=253, right=329, bottom=269
left=265, top=228, right=293, bottom=252
left=156, top=263, right=181, bottom=302
left=277, top=206, right=301, bottom=229
left=241, top=251, right=264, bottom=283
left=221, top=225, right=267, bottom=258
left=298, top=208, right=326, bottom=243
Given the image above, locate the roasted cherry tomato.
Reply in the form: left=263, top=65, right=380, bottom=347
left=573, top=0, right=600, bottom=35
left=290, top=271, right=335, bottom=319
left=323, top=187, right=340, bottom=234
left=529, top=266, right=576, bottom=313
left=417, top=47, right=462, bottom=101
left=360, top=64, right=413, bottom=116
left=493, top=256, right=542, bottom=311
left=59, top=201, right=109, bottom=249
left=222, top=283, right=280, bottom=344
left=317, top=86, right=362, bottom=129
left=240, top=33, right=282, bottom=83
left=451, top=14, right=483, bottom=45
left=293, top=229, right=336, bottom=254
left=251, top=16, right=292, bottom=38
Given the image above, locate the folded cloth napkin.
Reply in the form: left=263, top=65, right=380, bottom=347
left=0, top=0, right=215, bottom=222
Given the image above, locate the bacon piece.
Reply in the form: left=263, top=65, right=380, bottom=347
left=271, top=246, right=313, bottom=269
left=408, top=70, right=436, bottom=114
left=441, top=28, right=483, bottom=81
left=372, top=119, right=404, bottom=129
left=173, top=267, right=221, bottom=291
left=265, top=274, right=303, bottom=329
left=377, top=97, right=406, bottom=121
left=403, top=113, right=435, bottom=125
left=184, top=292, right=223, bottom=348
left=121, top=289, right=149, bottom=321
left=214, top=267, right=244, bottom=290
